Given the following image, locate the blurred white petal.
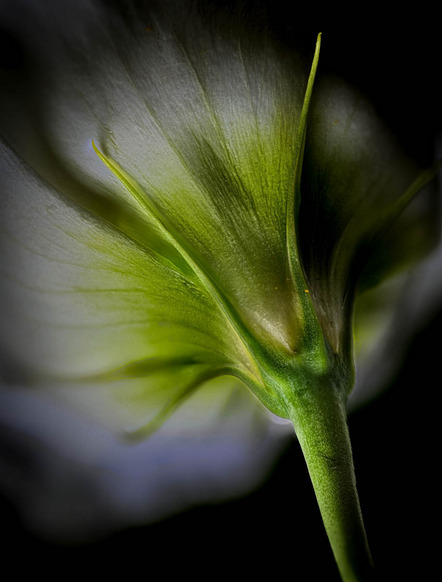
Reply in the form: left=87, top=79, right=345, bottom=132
left=0, top=376, right=291, bottom=542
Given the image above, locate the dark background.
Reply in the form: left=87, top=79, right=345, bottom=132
left=1, top=14, right=441, bottom=582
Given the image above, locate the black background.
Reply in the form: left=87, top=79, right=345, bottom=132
left=1, top=14, right=441, bottom=582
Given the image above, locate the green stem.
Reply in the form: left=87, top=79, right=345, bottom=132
left=286, top=376, right=376, bottom=581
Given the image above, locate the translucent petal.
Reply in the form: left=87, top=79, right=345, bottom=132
left=0, top=141, right=261, bottom=433
left=0, top=0, right=312, bottom=355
